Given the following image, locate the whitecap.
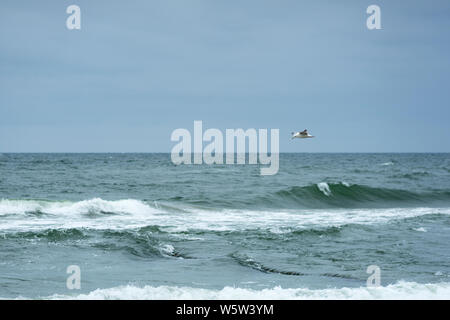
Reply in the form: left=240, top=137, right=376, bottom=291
left=42, top=281, right=450, bottom=300
left=158, top=244, right=175, bottom=256
left=0, top=198, right=158, bottom=217
left=1, top=199, right=449, bottom=234
left=317, top=182, right=332, bottom=196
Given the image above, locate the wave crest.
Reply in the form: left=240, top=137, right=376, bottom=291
left=43, top=281, right=450, bottom=300
left=274, top=183, right=450, bottom=208
left=0, top=198, right=159, bottom=216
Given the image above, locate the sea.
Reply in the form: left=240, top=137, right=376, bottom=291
left=0, top=153, right=449, bottom=299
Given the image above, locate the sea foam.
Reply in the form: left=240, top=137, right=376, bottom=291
left=317, top=182, right=332, bottom=196
left=44, top=281, right=450, bottom=300
left=0, top=198, right=449, bottom=233
left=0, top=198, right=157, bottom=216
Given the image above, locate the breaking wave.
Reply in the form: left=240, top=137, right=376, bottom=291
left=273, top=183, right=450, bottom=208
left=42, top=281, right=450, bottom=300
left=0, top=199, right=449, bottom=233
left=0, top=198, right=159, bottom=217
left=1, top=183, right=448, bottom=220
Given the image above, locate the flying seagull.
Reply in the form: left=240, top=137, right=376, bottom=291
left=291, top=129, right=315, bottom=139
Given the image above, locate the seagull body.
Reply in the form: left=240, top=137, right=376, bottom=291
left=291, top=129, right=314, bottom=139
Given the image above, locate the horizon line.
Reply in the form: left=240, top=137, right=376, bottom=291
left=1, top=152, right=449, bottom=154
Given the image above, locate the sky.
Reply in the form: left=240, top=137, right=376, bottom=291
left=1, top=0, right=449, bottom=152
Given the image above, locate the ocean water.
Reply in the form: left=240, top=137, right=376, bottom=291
left=0, top=153, right=450, bottom=299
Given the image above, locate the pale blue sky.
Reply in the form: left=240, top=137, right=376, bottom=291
left=1, top=0, right=449, bottom=152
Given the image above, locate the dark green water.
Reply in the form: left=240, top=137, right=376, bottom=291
left=0, top=153, right=449, bottom=299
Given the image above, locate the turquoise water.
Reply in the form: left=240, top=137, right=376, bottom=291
left=0, top=153, right=450, bottom=299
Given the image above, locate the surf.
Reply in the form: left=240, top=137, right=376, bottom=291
left=272, top=183, right=450, bottom=208
left=41, top=281, right=450, bottom=300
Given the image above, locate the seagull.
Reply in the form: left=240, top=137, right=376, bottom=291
left=291, top=129, right=314, bottom=139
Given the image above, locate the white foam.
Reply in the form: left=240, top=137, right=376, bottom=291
left=0, top=198, right=157, bottom=216
left=165, top=207, right=450, bottom=233
left=317, top=182, right=331, bottom=196
left=0, top=199, right=47, bottom=216
left=0, top=198, right=160, bottom=232
left=44, top=281, right=450, bottom=300
left=159, top=244, right=175, bottom=256
left=341, top=181, right=351, bottom=187
left=0, top=199, right=449, bottom=233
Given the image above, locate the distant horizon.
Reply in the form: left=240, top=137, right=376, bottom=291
left=2, top=151, right=449, bottom=154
